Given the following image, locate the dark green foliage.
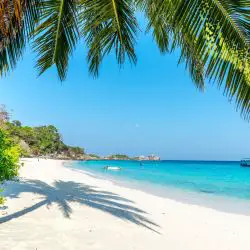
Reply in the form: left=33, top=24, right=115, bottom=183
left=82, top=0, right=138, bottom=76
left=33, top=0, right=79, bottom=81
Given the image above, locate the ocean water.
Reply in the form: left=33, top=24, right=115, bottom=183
left=71, top=160, right=250, bottom=201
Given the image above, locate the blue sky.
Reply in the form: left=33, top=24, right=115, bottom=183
left=0, top=21, right=249, bottom=160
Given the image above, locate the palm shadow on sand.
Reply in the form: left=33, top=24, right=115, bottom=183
left=0, top=178, right=160, bottom=233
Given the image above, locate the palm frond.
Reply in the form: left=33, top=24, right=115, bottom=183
left=33, top=0, right=79, bottom=81
left=80, top=0, right=138, bottom=76
left=138, top=0, right=206, bottom=90
left=1, top=0, right=250, bottom=119
left=0, top=0, right=41, bottom=76
left=138, top=0, right=250, bottom=118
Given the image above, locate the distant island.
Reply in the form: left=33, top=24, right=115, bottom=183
left=4, top=120, right=160, bottom=161
left=101, top=154, right=160, bottom=161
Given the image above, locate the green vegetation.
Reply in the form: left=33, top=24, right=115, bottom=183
left=0, top=193, right=5, bottom=205
left=0, top=1, right=250, bottom=118
left=0, top=106, right=20, bottom=204
left=0, top=105, right=89, bottom=204
left=0, top=128, right=20, bottom=182
left=0, top=128, right=20, bottom=204
left=0, top=104, right=85, bottom=160
left=5, top=121, right=85, bottom=159
left=88, top=154, right=101, bottom=159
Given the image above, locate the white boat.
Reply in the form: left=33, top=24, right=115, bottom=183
left=104, top=166, right=121, bottom=171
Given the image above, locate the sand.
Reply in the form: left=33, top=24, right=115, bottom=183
left=1, top=158, right=250, bottom=250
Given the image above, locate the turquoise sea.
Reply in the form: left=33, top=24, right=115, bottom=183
left=71, top=160, right=250, bottom=201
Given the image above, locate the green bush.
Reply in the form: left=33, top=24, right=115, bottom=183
left=0, top=128, right=20, bottom=204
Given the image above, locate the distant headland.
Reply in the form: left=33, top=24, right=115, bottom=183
left=4, top=119, right=160, bottom=161
left=86, top=154, right=161, bottom=161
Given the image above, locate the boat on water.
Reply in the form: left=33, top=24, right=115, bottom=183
left=240, top=158, right=250, bottom=167
left=104, top=166, right=121, bottom=171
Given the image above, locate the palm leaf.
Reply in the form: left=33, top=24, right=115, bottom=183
left=138, top=0, right=206, bottom=90
left=138, top=0, right=250, bottom=118
left=1, top=0, right=250, bottom=119
left=0, top=0, right=41, bottom=76
left=33, top=0, right=79, bottom=81
left=80, top=0, right=138, bottom=76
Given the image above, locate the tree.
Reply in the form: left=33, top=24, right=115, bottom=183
left=64, top=146, right=85, bottom=158
left=3, top=116, right=86, bottom=158
left=33, top=125, right=64, bottom=155
left=0, top=0, right=249, bottom=117
left=88, top=154, right=100, bottom=159
left=12, top=120, right=22, bottom=127
left=69, top=147, right=85, bottom=155
left=0, top=105, right=10, bottom=127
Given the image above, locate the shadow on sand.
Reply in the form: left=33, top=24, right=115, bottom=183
left=0, top=178, right=160, bottom=233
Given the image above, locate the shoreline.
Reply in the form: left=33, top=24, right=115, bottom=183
left=68, top=161, right=250, bottom=216
left=1, top=158, right=250, bottom=250
left=23, top=156, right=241, bottom=163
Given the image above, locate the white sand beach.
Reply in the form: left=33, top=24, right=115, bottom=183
left=1, top=158, right=250, bottom=250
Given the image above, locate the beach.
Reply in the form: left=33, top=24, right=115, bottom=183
left=1, top=159, right=250, bottom=250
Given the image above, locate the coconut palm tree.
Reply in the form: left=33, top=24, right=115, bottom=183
left=0, top=0, right=249, bottom=117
